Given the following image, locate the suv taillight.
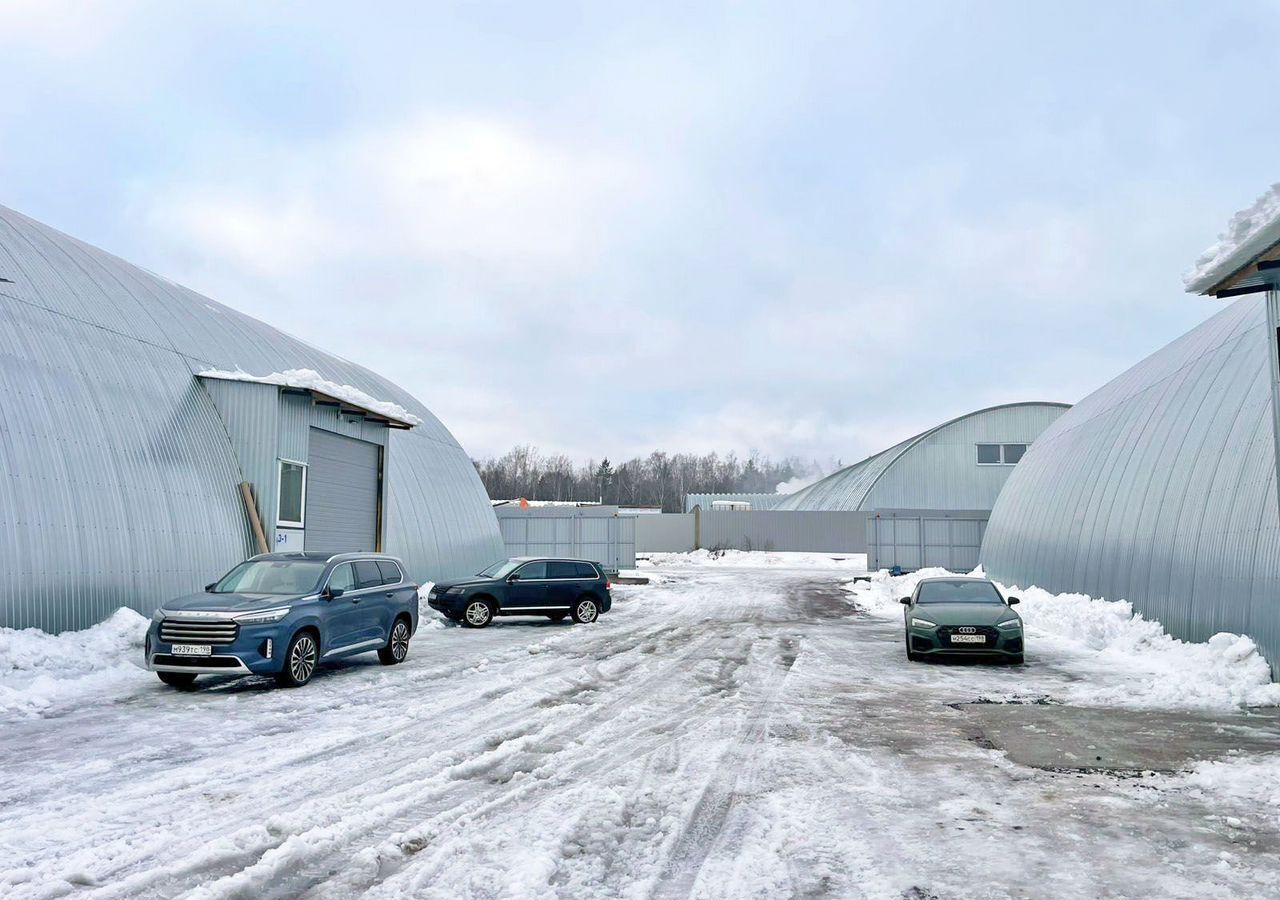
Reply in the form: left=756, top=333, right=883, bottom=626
left=606, top=580, right=612, bottom=590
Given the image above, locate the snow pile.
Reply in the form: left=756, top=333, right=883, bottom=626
left=0, top=609, right=149, bottom=718
left=199, top=368, right=423, bottom=426
left=415, top=582, right=448, bottom=629
left=848, top=569, right=1280, bottom=710
left=1184, top=183, right=1280, bottom=292
left=1170, top=754, right=1280, bottom=829
left=642, top=549, right=867, bottom=569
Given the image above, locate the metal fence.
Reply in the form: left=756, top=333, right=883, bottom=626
left=867, top=509, right=988, bottom=572
left=635, top=513, right=697, bottom=552
left=636, top=510, right=868, bottom=554
left=493, top=505, right=636, bottom=573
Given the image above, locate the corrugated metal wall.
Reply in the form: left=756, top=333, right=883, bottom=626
left=633, top=510, right=869, bottom=555
left=0, top=204, right=503, bottom=631
left=981, top=297, right=1280, bottom=675
left=775, top=403, right=1069, bottom=511
left=494, top=506, right=636, bottom=572
left=867, top=510, right=988, bottom=572
left=635, top=514, right=698, bottom=552
left=699, top=510, right=869, bottom=554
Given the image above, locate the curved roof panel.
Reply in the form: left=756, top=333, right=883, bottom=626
left=981, top=297, right=1280, bottom=673
left=777, top=402, right=1070, bottom=512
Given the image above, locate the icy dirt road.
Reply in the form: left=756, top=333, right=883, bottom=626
left=3, top=565, right=1280, bottom=900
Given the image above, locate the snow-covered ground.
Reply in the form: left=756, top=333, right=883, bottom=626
left=2, top=557, right=1280, bottom=898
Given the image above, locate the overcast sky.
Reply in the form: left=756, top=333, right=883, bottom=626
left=3, top=1, right=1276, bottom=465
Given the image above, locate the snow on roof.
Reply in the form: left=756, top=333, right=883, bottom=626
left=1185, top=183, right=1280, bottom=294
left=198, top=367, right=423, bottom=426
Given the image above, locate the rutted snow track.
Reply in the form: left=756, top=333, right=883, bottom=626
left=3, top=565, right=1280, bottom=899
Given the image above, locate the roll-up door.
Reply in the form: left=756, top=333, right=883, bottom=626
left=305, top=428, right=380, bottom=552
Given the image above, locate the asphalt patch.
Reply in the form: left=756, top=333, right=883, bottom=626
left=961, top=703, right=1280, bottom=772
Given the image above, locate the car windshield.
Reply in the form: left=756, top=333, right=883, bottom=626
left=478, top=560, right=521, bottom=579
left=213, top=560, right=327, bottom=595
left=916, top=580, right=1005, bottom=604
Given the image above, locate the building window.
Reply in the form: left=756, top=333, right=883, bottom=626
left=976, top=444, right=1002, bottom=465
left=278, top=459, right=307, bottom=527
left=977, top=444, right=1027, bottom=465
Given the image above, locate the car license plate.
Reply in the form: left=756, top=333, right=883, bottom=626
left=171, top=644, right=212, bottom=656
left=951, top=634, right=986, bottom=644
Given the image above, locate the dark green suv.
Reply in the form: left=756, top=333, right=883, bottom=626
left=426, top=557, right=612, bottom=628
left=900, top=576, right=1024, bottom=663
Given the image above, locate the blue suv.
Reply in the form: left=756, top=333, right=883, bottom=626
left=427, top=557, right=612, bottom=627
left=146, top=552, right=419, bottom=689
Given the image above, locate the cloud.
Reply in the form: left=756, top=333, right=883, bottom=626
left=7, top=2, right=1265, bottom=467
left=138, top=115, right=653, bottom=282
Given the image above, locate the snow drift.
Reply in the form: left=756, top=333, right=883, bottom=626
left=641, top=550, right=867, bottom=569
left=198, top=367, right=423, bottom=426
left=1184, top=182, right=1280, bottom=293
left=0, top=608, right=149, bottom=718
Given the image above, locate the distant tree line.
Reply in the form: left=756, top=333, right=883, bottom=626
left=473, top=445, right=839, bottom=512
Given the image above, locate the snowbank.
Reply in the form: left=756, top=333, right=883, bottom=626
left=415, top=582, right=448, bottom=629
left=198, top=368, right=423, bottom=426
left=0, top=609, right=149, bottom=718
left=1184, top=183, right=1280, bottom=293
left=848, top=568, right=1280, bottom=710
left=642, top=549, right=867, bottom=570
left=1169, top=754, right=1280, bottom=830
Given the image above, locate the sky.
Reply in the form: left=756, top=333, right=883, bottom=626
left=2, top=1, right=1278, bottom=467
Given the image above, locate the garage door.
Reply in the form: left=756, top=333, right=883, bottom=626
left=305, top=428, right=380, bottom=552
left=870, top=515, right=987, bottom=572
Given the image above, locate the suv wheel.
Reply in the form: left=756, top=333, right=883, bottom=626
left=463, top=599, right=494, bottom=628
left=572, top=597, right=599, bottom=624
left=379, top=618, right=412, bottom=665
left=277, top=631, right=319, bottom=687
left=157, top=671, right=197, bottom=689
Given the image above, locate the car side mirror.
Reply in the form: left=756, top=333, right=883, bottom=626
left=1007, top=597, right=1020, bottom=606
left=507, top=573, right=520, bottom=583
left=204, top=582, right=217, bottom=592
left=899, top=597, right=911, bottom=605
left=325, top=587, right=344, bottom=600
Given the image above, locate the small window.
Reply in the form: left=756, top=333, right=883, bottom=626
left=354, top=560, right=383, bottom=589
left=1002, top=444, right=1027, bottom=464
left=328, top=563, right=356, bottom=593
left=517, top=561, right=548, bottom=580
left=976, top=444, right=1001, bottom=465
left=548, top=561, right=578, bottom=579
left=376, top=560, right=403, bottom=585
left=574, top=562, right=599, bottom=579
left=278, top=460, right=306, bottom=526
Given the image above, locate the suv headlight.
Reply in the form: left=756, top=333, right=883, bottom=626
left=997, top=618, right=1022, bottom=630
left=446, top=587, right=464, bottom=595
left=911, top=617, right=938, bottom=629
left=232, top=607, right=292, bottom=625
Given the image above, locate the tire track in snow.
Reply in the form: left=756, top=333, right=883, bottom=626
left=167, top=590, right=772, bottom=899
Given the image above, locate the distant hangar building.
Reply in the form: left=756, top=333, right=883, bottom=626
left=0, top=204, right=504, bottom=632
left=776, top=402, right=1069, bottom=571
left=983, top=185, right=1280, bottom=675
